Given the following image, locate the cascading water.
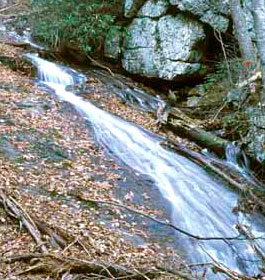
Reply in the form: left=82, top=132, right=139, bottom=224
left=26, top=54, right=265, bottom=278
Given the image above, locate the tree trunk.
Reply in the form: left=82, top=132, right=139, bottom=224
left=252, top=0, right=265, bottom=102
left=231, top=0, right=256, bottom=61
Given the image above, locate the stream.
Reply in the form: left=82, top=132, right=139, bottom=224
left=25, top=53, right=265, bottom=279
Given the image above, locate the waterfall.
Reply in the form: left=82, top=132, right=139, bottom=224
left=26, top=54, right=265, bottom=278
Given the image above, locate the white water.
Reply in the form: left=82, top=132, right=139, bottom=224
left=26, top=54, right=265, bottom=278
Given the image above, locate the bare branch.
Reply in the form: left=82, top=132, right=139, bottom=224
left=72, top=194, right=265, bottom=242
left=0, top=1, right=21, bottom=13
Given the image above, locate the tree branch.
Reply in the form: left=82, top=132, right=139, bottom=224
left=0, top=1, right=21, bottom=13
left=72, top=194, right=265, bottom=242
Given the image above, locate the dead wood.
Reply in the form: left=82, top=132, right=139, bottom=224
left=167, top=107, right=228, bottom=157
left=0, top=189, right=69, bottom=251
left=1, top=253, right=47, bottom=264
left=2, top=253, right=163, bottom=280
left=0, top=190, right=48, bottom=253
left=0, top=1, right=22, bottom=14
left=86, top=53, right=114, bottom=76
left=70, top=192, right=265, bottom=242
left=156, top=265, right=204, bottom=280
left=160, top=140, right=265, bottom=210
left=0, top=40, right=30, bottom=48
left=164, top=110, right=265, bottom=212
left=200, top=246, right=255, bottom=280
left=34, top=220, right=68, bottom=249
left=236, top=71, right=262, bottom=88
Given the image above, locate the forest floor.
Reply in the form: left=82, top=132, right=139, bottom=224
left=0, top=44, right=192, bottom=279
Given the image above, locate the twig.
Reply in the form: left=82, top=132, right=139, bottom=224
left=0, top=1, right=21, bottom=13
left=199, top=245, right=254, bottom=280
left=1, top=253, right=192, bottom=280
left=210, top=102, right=227, bottom=123
left=61, top=238, right=78, bottom=255
left=86, top=54, right=114, bottom=77
left=77, top=238, right=90, bottom=256
left=236, top=223, right=265, bottom=261
left=16, top=263, right=47, bottom=276
left=133, top=269, right=151, bottom=280
left=214, top=30, right=233, bottom=85
left=156, top=265, right=204, bottom=280
left=1, top=253, right=47, bottom=264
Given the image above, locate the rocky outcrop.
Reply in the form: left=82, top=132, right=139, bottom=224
left=104, top=0, right=233, bottom=81
left=169, top=0, right=230, bottom=32
left=122, top=15, right=205, bottom=80
left=137, top=0, right=168, bottom=18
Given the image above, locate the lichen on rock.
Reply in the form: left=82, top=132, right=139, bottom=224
left=137, top=0, right=169, bottom=18
left=122, top=15, right=205, bottom=80
left=169, top=0, right=230, bottom=32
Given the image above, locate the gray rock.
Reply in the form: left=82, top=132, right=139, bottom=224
left=122, top=15, right=205, bottom=80
left=123, top=17, right=157, bottom=49
left=122, top=48, right=159, bottom=77
left=157, top=60, right=203, bottom=80
left=245, top=107, right=265, bottom=163
left=200, top=11, right=229, bottom=33
left=158, top=15, right=205, bottom=62
left=104, top=25, right=124, bottom=60
left=226, top=88, right=248, bottom=107
left=124, top=0, right=145, bottom=18
left=169, top=0, right=230, bottom=32
left=138, top=0, right=168, bottom=18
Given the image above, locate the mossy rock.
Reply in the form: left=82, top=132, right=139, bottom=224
left=0, top=135, right=20, bottom=159
left=30, top=138, right=69, bottom=162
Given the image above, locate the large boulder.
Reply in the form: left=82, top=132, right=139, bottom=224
left=169, top=0, right=230, bottom=32
left=137, top=0, right=169, bottom=18
left=122, top=15, right=205, bottom=80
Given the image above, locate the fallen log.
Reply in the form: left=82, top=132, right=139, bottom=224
left=0, top=40, right=30, bottom=48
left=160, top=140, right=265, bottom=212
left=167, top=107, right=228, bottom=157
left=1, top=253, right=169, bottom=280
